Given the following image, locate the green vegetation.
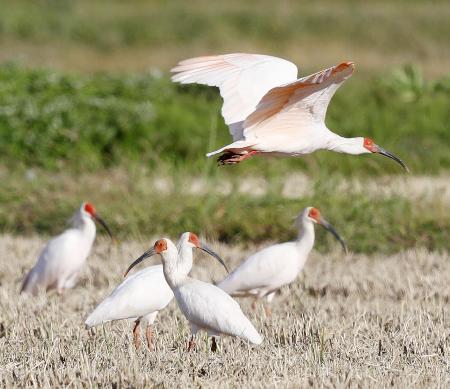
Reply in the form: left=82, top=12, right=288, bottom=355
left=0, top=64, right=448, bottom=253
left=0, top=1, right=448, bottom=254
left=0, top=64, right=449, bottom=175
left=0, top=0, right=448, bottom=51
left=0, top=0, right=449, bottom=76
left=0, top=169, right=448, bottom=253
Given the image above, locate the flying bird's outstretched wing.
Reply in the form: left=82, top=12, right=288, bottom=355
left=243, top=62, right=355, bottom=140
left=171, top=53, right=298, bottom=140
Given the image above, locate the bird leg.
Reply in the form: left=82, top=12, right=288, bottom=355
left=217, top=150, right=260, bottom=165
left=211, top=337, right=218, bottom=352
left=187, top=335, right=196, bottom=352
left=251, top=298, right=258, bottom=311
left=146, top=325, right=154, bottom=351
left=133, top=320, right=141, bottom=350
left=263, top=304, right=272, bottom=318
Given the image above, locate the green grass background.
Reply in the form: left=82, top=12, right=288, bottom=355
left=1, top=64, right=449, bottom=174
left=0, top=0, right=449, bottom=252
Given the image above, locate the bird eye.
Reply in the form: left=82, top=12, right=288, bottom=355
left=155, top=240, right=167, bottom=252
left=308, top=208, right=319, bottom=219
left=188, top=233, right=200, bottom=246
left=84, top=202, right=95, bottom=216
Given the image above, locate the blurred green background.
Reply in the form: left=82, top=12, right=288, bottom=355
left=0, top=0, right=449, bottom=252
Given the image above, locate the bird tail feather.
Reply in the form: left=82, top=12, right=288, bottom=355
left=243, top=325, right=263, bottom=345
left=85, top=302, right=112, bottom=327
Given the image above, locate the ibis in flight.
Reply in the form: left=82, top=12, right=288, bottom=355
left=171, top=53, right=408, bottom=170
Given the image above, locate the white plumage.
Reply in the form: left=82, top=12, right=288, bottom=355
left=174, top=278, right=262, bottom=346
left=171, top=53, right=298, bottom=132
left=171, top=53, right=408, bottom=170
left=21, top=202, right=112, bottom=296
left=217, top=207, right=347, bottom=316
left=125, top=233, right=262, bottom=351
left=85, top=264, right=173, bottom=350
left=84, top=232, right=198, bottom=350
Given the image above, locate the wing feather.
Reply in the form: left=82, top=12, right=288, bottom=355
left=171, top=53, right=298, bottom=140
left=243, top=62, right=354, bottom=138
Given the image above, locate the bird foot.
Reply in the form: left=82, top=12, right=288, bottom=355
left=217, top=150, right=260, bottom=165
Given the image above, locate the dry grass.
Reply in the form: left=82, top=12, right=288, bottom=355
left=0, top=234, right=448, bottom=387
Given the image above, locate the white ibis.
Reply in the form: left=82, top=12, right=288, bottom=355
left=85, top=232, right=202, bottom=350
left=217, top=207, right=347, bottom=316
left=125, top=235, right=262, bottom=352
left=171, top=53, right=408, bottom=170
left=85, top=264, right=172, bottom=350
left=20, top=202, right=113, bottom=296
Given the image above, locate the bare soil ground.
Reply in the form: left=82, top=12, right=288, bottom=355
left=0, top=235, right=448, bottom=387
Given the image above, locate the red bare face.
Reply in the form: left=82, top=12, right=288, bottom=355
left=154, top=239, right=168, bottom=253
left=363, top=138, right=377, bottom=153
left=84, top=202, right=96, bottom=217
left=188, top=232, right=200, bottom=247
left=308, top=207, right=321, bottom=223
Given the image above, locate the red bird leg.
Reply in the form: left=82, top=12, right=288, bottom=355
left=187, top=335, right=196, bottom=351
left=133, top=320, right=141, bottom=349
left=146, top=325, right=154, bottom=351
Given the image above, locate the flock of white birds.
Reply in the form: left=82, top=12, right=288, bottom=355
left=20, top=53, right=408, bottom=351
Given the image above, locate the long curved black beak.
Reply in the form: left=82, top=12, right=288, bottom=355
left=198, top=243, right=229, bottom=273
left=319, top=218, right=348, bottom=254
left=376, top=145, right=409, bottom=172
left=123, top=248, right=156, bottom=278
left=93, top=214, right=114, bottom=240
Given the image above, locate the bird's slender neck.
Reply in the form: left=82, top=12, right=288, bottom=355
left=71, top=213, right=96, bottom=240
left=295, top=219, right=315, bottom=265
left=324, top=132, right=366, bottom=155
left=162, top=244, right=193, bottom=289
